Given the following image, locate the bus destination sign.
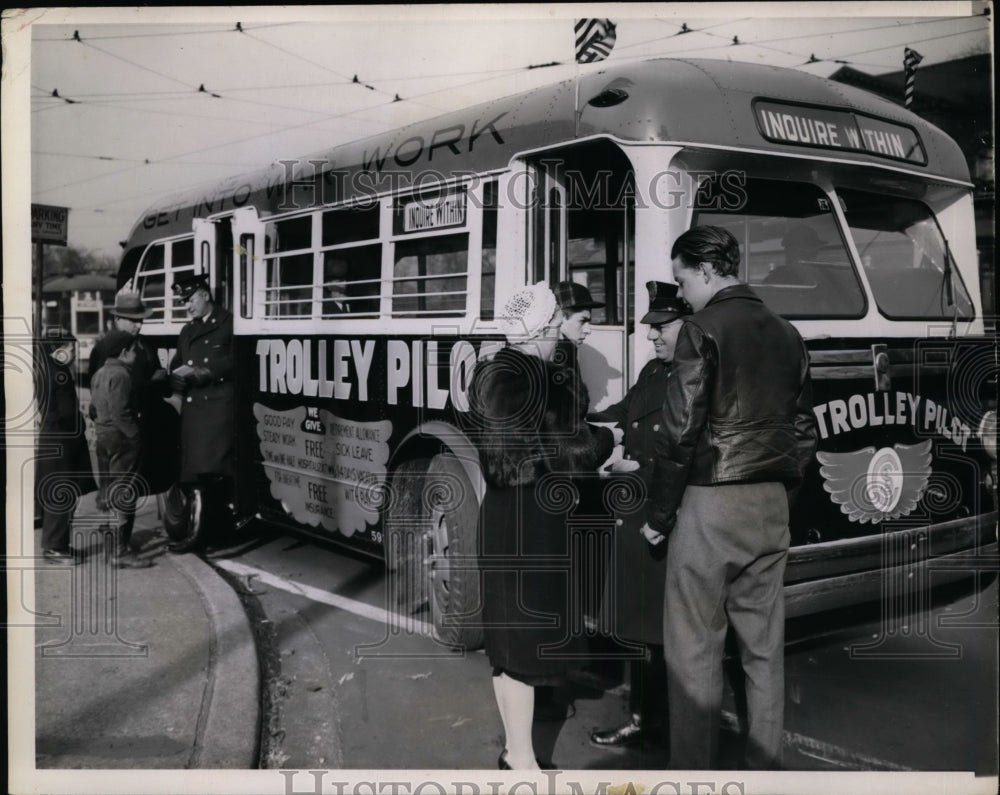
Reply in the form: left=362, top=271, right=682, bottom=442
left=753, top=101, right=926, bottom=165
left=400, top=192, right=466, bottom=234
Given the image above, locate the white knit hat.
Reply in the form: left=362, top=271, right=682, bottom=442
left=498, top=282, right=558, bottom=343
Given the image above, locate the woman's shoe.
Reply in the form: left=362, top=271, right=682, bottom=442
left=498, top=750, right=556, bottom=770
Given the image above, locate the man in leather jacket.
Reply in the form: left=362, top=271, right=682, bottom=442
left=640, top=225, right=817, bottom=770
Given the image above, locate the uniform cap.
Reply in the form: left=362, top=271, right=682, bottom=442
left=172, top=273, right=212, bottom=301
left=640, top=281, right=690, bottom=324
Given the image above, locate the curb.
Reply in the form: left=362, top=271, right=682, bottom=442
left=170, top=552, right=261, bottom=768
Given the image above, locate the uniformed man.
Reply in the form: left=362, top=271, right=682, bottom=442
left=169, top=274, right=235, bottom=483
left=588, top=281, right=689, bottom=749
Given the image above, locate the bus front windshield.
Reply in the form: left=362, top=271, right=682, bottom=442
left=694, top=177, right=865, bottom=319
left=837, top=187, right=974, bottom=320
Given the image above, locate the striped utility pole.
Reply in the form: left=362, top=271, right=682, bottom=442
left=903, top=47, right=923, bottom=109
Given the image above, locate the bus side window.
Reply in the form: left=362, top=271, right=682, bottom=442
left=392, top=234, right=469, bottom=317
left=263, top=216, right=313, bottom=318
left=135, top=243, right=166, bottom=322
left=170, top=238, right=195, bottom=322
left=322, top=246, right=380, bottom=317
left=321, top=205, right=382, bottom=318
left=481, top=181, right=498, bottom=320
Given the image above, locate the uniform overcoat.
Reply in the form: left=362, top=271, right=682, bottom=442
left=591, top=357, right=672, bottom=646
left=170, top=306, right=235, bottom=482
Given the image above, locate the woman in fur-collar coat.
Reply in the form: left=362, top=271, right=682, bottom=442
left=469, top=283, right=618, bottom=771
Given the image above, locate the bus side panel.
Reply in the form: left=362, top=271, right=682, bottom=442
left=234, top=333, right=494, bottom=558
left=789, top=337, right=995, bottom=569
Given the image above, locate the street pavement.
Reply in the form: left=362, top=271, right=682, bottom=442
left=32, top=492, right=260, bottom=769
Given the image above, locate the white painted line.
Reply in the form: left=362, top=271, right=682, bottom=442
left=218, top=561, right=913, bottom=772
left=215, top=559, right=435, bottom=637
left=720, top=711, right=914, bottom=772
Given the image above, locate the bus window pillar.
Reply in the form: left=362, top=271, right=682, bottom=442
left=623, top=146, right=684, bottom=374
left=494, top=168, right=528, bottom=302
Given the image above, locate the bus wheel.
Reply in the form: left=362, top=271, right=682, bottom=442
left=162, top=483, right=207, bottom=553
left=425, top=454, right=483, bottom=650
left=384, top=458, right=431, bottom=615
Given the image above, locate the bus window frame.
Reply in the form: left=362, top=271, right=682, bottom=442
left=242, top=177, right=491, bottom=332
left=133, top=232, right=197, bottom=326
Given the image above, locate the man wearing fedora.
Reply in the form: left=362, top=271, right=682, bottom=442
left=588, top=281, right=690, bottom=750
left=89, top=291, right=169, bottom=510
left=169, top=274, right=235, bottom=484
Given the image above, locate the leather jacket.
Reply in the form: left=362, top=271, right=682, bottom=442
left=647, top=284, right=817, bottom=534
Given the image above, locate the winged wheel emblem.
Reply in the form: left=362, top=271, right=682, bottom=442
left=817, top=441, right=932, bottom=523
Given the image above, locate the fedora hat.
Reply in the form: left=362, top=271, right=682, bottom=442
left=111, top=291, right=153, bottom=320
left=641, top=281, right=690, bottom=324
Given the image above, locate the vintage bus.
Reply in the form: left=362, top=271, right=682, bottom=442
left=118, top=57, right=997, bottom=647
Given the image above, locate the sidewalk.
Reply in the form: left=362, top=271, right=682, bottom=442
left=33, top=492, right=260, bottom=769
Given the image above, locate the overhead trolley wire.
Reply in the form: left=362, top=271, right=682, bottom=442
left=31, top=21, right=299, bottom=42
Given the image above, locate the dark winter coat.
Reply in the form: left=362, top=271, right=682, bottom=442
left=590, top=357, right=673, bottom=645
left=169, top=305, right=235, bottom=482
left=35, top=353, right=97, bottom=501
left=90, top=332, right=178, bottom=491
left=469, top=345, right=614, bottom=680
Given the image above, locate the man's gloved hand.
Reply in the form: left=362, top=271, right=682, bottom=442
left=88, top=403, right=97, bottom=421
left=190, top=366, right=213, bottom=387
left=169, top=371, right=189, bottom=394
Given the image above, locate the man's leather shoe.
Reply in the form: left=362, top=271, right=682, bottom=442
left=43, top=549, right=78, bottom=565
left=590, top=715, right=652, bottom=748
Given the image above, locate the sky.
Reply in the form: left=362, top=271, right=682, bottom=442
left=3, top=2, right=994, bottom=263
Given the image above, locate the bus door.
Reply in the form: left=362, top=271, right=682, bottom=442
left=192, top=215, right=235, bottom=311
left=527, top=142, right=635, bottom=410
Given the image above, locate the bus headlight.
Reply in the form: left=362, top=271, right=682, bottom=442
left=980, top=410, right=997, bottom=461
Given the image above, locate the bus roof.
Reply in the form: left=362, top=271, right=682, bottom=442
left=124, top=57, right=969, bottom=252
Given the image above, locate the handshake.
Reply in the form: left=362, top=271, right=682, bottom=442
left=169, top=364, right=212, bottom=393
left=590, top=423, right=641, bottom=477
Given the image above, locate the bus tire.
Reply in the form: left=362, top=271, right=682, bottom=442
left=384, top=458, right=432, bottom=615
left=425, top=454, right=483, bottom=650
left=162, top=482, right=207, bottom=553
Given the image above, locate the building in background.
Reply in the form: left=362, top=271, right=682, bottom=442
left=831, top=54, right=994, bottom=322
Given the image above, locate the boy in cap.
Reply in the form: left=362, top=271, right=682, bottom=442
left=169, top=274, right=235, bottom=483
left=535, top=279, right=608, bottom=722
left=89, top=290, right=170, bottom=507
left=91, top=329, right=153, bottom=568
left=588, top=281, right=690, bottom=749
left=553, top=280, right=604, bottom=349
